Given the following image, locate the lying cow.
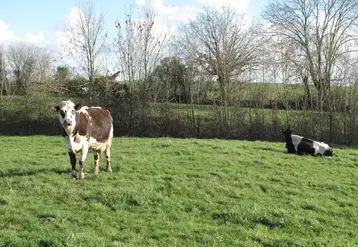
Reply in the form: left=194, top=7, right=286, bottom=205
left=282, top=127, right=333, bottom=156
left=51, top=100, right=113, bottom=179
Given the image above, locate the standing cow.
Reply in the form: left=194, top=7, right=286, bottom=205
left=51, top=100, right=113, bottom=179
left=282, top=127, right=333, bottom=156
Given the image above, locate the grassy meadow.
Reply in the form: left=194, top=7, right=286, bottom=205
left=0, top=136, right=357, bottom=246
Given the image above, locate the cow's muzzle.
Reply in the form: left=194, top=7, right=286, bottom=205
left=63, top=120, right=72, bottom=127
left=323, top=149, right=333, bottom=156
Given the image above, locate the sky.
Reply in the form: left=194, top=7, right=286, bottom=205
left=0, top=0, right=269, bottom=53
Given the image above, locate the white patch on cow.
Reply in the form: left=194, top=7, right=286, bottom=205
left=64, top=134, right=86, bottom=153
left=64, top=136, right=71, bottom=151
left=89, top=137, right=108, bottom=152
left=80, top=142, right=89, bottom=162
left=78, top=141, right=89, bottom=179
left=87, top=106, right=102, bottom=109
left=313, top=141, right=330, bottom=155
left=80, top=170, right=85, bottom=179
left=291, top=135, right=304, bottom=153
left=77, top=106, right=89, bottom=113
left=109, top=123, right=113, bottom=138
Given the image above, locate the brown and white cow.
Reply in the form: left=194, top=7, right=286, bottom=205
left=51, top=100, right=113, bottom=179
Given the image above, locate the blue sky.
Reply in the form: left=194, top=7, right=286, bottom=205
left=0, top=0, right=269, bottom=51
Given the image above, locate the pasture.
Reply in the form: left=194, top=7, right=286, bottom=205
left=0, top=136, right=357, bottom=246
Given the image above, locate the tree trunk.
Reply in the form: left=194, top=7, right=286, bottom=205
left=217, top=74, right=229, bottom=129
left=317, top=83, right=324, bottom=112
left=89, top=75, right=93, bottom=103
left=302, top=75, right=311, bottom=109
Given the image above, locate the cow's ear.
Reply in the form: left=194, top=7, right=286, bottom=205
left=51, top=103, right=60, bottom=112
left=74, top=103, right=83, bottom=111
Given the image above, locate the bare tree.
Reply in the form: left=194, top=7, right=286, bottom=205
left=0, top=46, right=7, bottom=97
left=61, top=0, right=108, bottom=102
left=114, top=6, right=169, bottom=135
left=176, top=6, right=261, bottom=110
left=175, top=45, right=216, bottom=105
left=115, top=6, right=168, bottom=89
left=263, top=0, right=358, bottom=111
left=33, top=48, right=54, bottom=97
left=7, top=43, right=37, bottom=95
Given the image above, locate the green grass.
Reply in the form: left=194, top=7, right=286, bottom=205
left=0, top=136, right=357, bottom=246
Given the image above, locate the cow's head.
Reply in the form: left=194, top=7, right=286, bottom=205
left=51, top=100, right=82, bottom=135
left=316, top=142, right=333, bottom=156
left=282, top=127, right=292, bottom=138
left=323, top=148, right=333, bottom=156
left=282, top=127, right=296, bottom=153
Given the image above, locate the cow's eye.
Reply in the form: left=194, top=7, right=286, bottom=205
left=72, top=110, right=75, bottom=114
left=60, top=110, right=65, bottom=117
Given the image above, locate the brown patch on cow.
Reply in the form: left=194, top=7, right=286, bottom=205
left=86, top=108, right=112, bottom=142
left=73, top=111, right=90, bottom=137
left=73, top=107, right=112, bottom=142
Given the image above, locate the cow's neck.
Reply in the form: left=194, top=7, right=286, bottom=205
left=62, top=126, right=75, bottom=137
left=284, top=134, right=292, bottom=143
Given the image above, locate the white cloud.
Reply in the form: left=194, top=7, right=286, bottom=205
left=55, top=30, right=78, bottom=59
left=0, top=19, right=51, bottom=47
left=136, top=0, right=146, bottom=6
left=196, top=0, right=251, bottom=14
left=25, top=31, right=51, bottom=46
left=67, top=7, right=86, bottom=29
left=155, top=4, right=199, bottom=23
left=134, top=0, right=199, bottom=25
left=55, top=7, right=85, bottom=54
left=135, top=0, right=251, bottom=27
left=56, top=6, right=101, bottom=53
left=0, top=19, right=16, bottom=42
left=55, top=31, right=68, bottom=48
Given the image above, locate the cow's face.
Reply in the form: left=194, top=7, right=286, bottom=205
left=282, top=127, right=292, bottom=136
left=323, top=148, right=333, bottom=156
left=316, top=142, right=333, bottom=156
left=52, top=100, right=82, bottom=135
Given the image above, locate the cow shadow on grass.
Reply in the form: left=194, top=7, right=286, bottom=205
left=0, top=167, right=69, bottom=178
left=254, top=147, right=284, bottom=153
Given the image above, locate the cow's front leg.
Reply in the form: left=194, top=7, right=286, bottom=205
left=68, top=151, right=77, bottom=179
left=94, top=152, right=100, bottom=173
left=79, top=144, right=89, bottom=179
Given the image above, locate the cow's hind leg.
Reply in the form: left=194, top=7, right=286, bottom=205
left=79, top=144, right=89, bottom=179
left=69, top=151, right=77, bottom=179
left=94, top=152, right=100, bottom=173
left=105, top=145, right=112, bottom=172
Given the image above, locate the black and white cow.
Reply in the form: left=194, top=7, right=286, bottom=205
left=282, top=127, right=333, bottom=156
left=51, top=100, right=113, bottom=179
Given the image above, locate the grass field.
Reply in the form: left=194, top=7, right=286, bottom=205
left=0, top=136, right=357, bottom=246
